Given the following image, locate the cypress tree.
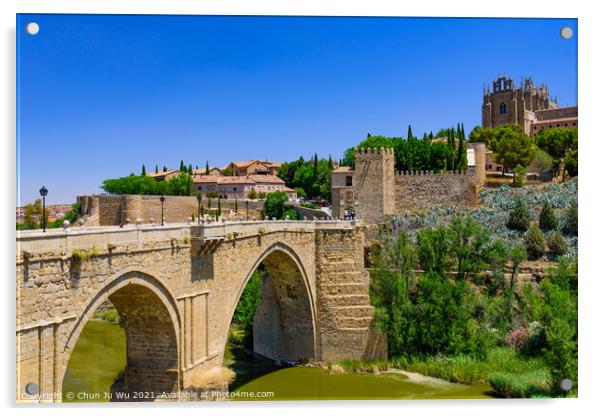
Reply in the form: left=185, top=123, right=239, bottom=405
left=179, top=160, right=185, bottom=172
left=407, top=125, right=413, bottom=140
left=141, top=164, right=146, bottom=176
left=328, top=155, right=333, bottom=169
left=235, top=197, right=238, bottom=213
left=217, top=196, right=222, bottom=217
left=163, top=166, right=167, bottom=172
left=205, top=161, right=210, bottom=175
left=155, top=165, right=159, bottom=174
left=188, top=164, right=193, bottom=175
left=539, top=201, right=559, bottom=230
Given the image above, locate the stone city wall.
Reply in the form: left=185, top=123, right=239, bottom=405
left=394, top=171, right=478, bottom=211
left=78, top=194, right=264, bottom=226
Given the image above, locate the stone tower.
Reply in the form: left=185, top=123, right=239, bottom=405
left=482, top=75, right=558, bottom=134
left=353, top=147, right=395, bottom=223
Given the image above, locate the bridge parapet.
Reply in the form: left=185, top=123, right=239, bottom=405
left=16, top=220, right=361, bottom=257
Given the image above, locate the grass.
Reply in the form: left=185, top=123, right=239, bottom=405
left=62, top=320, right=126, bottom=402
left=330, top=348, right=551, bottom=398
left=489, top=370, right=551, bottom=398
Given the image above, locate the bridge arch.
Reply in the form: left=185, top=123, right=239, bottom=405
left=63, top=269, right=182, bottom=399
left=226, top=241, right=317, bottom=362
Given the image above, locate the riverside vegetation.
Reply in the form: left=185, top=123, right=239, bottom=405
left=363, top=213, right=577, bottom=398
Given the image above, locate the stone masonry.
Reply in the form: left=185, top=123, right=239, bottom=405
left=331, top=144, right=486, bottom=223
left=16, top=220, right=382, bottom=402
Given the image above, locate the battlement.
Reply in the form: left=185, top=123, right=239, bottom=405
left=395, top=169, right=471, bottom=177
left=354, top=147, right=394, bottom=156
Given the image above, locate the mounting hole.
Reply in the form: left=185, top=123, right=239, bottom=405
left=26, top=22, right=40, bottom=36
left=560, top=27, right=573, bottom=40
left=560, top=378, right=573, bottom=391
left=25, top=382, right=39, bottom=395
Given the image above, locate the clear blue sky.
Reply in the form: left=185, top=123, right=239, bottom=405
left=17, top=14, right=577, bottom=205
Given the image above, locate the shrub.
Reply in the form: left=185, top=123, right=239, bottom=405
left=539, top=201, right=558, bottom=231
left=563, top=199, right=578, bottom=236
left=547, top=231, right=568, bottom=257
left=489, top=369, right=551, bottom=398
left=507, top=197, right=531, bottom=232
left=283, top=208, right=299, bottom=220
left=514, top=165, right=527, bottom=188
left=505, top=327, right=530, bottom=350
left=524, top=224, right=546, bottom=260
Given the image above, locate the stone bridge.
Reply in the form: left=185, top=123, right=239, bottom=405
left=16, top=220, right=384, bottom=402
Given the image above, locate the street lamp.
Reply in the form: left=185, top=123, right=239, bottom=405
left=39, top=186, right=48, bottom=232
left=196, top=193, right=202, bottom=224
left=160, top=195, right=165, bottom=226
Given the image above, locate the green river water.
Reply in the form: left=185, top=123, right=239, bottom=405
left=63, top=320, right=491, bottom=402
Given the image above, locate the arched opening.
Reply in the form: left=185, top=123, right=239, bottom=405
left=62, top=273, right=180, bottom=402
left=226, top=246, right=316, bottom=389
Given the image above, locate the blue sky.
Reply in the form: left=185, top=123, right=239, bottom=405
left=17, top=14, right=577, bottom=205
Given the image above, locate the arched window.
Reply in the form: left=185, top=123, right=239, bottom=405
left=500, top=103, right=507, bottom=114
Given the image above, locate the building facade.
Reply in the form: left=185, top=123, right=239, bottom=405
left=482, top=75, right=577, bottom=136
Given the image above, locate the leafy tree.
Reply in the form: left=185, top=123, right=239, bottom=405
left=417, top=226, right=451, bottom=274
left=231, top=268, right=264, bottom=347
left=539, top=201, right=558, bottom=231
left=535, top=127, right=578, bottom=180
left=141, top=164, right=146, bottom=176
left=524, top=224, right=546, bottom=260
left=507, top=197, right=531, bottom=232
left=547, top=231, right=568, bottom=257
left=294, top=187, right=307, bottom=198
left=263, top=191, right=289, bottom=219
left=222, top=166, right=234, bottom=176
left=514, top=165, right=527, bottom=188
left=528, top=149, right=554, bottom=175
left=468, top=125, right=496, bottom=145
left=563, top=199, right=578, bottom=236
left=448, top=217, right=490, bottom=280
left=247, top=189, right=258, bottom=200
left=283, top=208, right=299, bottom=220
left=508, top=244, right=528, bottom=290
left=489, top=125, right=536, bottom=183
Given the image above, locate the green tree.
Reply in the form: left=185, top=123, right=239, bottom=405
left=524, top=224, right=546, bottom=260
left=188, top=164, right=193, bottom=175
left=263, top=191, right=289, bottom=219
left=489, top=125, right=536, bottom=183
left=247, top=189, right=258, bottom=200
left=547, top=231, right=568, bottom=257
left=535, top=127, right=578, bottom=180
left=155, top=165, right=159, bottom=174
left=141, top=164, right=146, bottom=176
left=179, top=160, right=186, bottom=172
left=468, top=125, right=496, bottom=145
left=563, top=199, right=578, bottom=236
left=205, top=161, right=210, bottom=175
left=417, top=226, right=451, bottom=274
left=507, top=197, right=531, bottom=232
left=448, top=217, right=490, bottom=280
left=283, top=208, right=299, bottom=220
left=539, top=201, right=559, bottom=231
left=508, top=244, right=528, bottom=290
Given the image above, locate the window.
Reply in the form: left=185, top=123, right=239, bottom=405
left=500, top=103, right=507, bottom=114
left=346, top=176, right=353, bottom=186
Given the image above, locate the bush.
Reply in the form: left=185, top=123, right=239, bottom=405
left=524, top=224, right=546, bottom=260
left=263, top=191, right=289, bottom=219
left=282, top=208, right=299, bottom=220
left=563, top=199, right=578, bottom=236
left=547, top=231, right=568, bottom=257
left=489, top=369, right=551, bottom=398
left=514, top=165, right=527, bottom=188
left=507, top=198, right=531, bottom=232
left=539, top=201, right=558, bottom=231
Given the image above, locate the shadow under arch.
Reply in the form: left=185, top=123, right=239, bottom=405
left=227, top=241, right=317, bottom=363
left=63, top=269, right=182, bottom=400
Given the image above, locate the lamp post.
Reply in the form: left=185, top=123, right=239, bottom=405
left=160, top=195, right=165, bottom=226
left=196, top=193, right=202, bottom=224
left=245, top=200, right=249, bottom=221
left=39, top=186, right=48, bottom=232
